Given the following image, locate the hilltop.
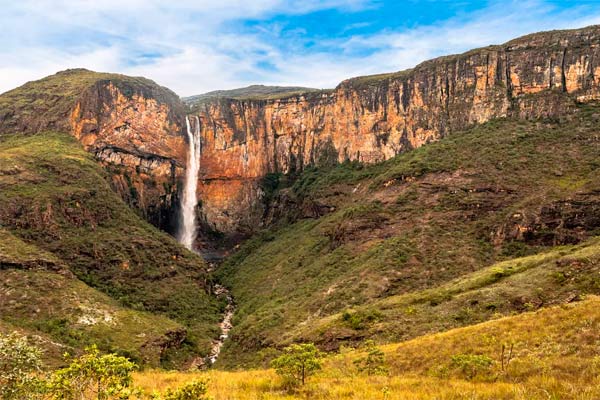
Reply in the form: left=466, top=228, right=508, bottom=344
left=183, top=84, right=320, bottom=105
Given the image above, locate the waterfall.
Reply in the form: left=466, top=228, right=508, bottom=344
left=178, top=115, right=201, bottom=250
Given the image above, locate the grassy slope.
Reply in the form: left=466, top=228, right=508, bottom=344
left=136, top=296, right=600, bottom=399
left=292, top=236, right=600, bottom=347
left=0, top=228, right=183, bottom=367
left=0, top=132, right=221, bottom=367
left=183, top=84, right=320, bottom=104
left=216, top=102, right=600, bottom=367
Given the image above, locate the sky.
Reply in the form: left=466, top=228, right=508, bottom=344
left=1, top=0, right=600, bottom=97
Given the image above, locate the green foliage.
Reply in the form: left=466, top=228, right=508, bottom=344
left=341, top=309, right=383, bottom=330
left=271, top=343, right=323, bottom=386
left=449, top=354, right=494, bottom=380
left=353, top=340, right=388, bottom=376
left=184, top=84, right=320, bottom=105
left=0, top=332, right=44, bottom=400
left=47, top=345, right=138, bottom=400
left=292, top=160, right=376, bottom=197
left=260, top=173, right=285, bottom=205
left=0, top=132, right=221, bottom=366
left=163, top=379, right=210, bottom=400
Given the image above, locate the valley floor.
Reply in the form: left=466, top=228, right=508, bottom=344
left=135, top=296, right=600, bottom=399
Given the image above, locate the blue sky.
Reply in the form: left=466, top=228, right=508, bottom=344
left=1, top=0, right=600, bottom=96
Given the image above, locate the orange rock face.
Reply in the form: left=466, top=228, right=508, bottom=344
left=68, top=80, right=187, bottom=231
left=7, top=29, right=600, bottom=238
left=191, top=26, right=600, bottom=234
left=0, top=69, right=187, bottom=232
left=70, top=82, right=186, bottom=164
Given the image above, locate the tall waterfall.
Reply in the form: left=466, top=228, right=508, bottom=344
left=178, top=116, right=201, bottom=250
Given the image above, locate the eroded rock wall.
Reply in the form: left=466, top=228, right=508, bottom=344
left=69, top=80, right=187, bottom=231
left=0, top=70, right=188, bottom=233
left=192, top=26, right=600, bottom=234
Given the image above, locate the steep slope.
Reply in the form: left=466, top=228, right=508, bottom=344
left=215, top=102, right=600, bottom=367
left=0, top=69, right=187, bottom=231
left=0, top=232, right=184, bottom=368
left=136, top=297, right=600, bottom=399
left=0, top=132, right=222, bottom=367
left=190, top=25, right=600, bottom=235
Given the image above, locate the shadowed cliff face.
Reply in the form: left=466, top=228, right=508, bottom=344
left=190, top=25, right=600, bottom=234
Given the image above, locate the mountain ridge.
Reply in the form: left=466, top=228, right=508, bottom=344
left=184, top=84, right=321, bottom=105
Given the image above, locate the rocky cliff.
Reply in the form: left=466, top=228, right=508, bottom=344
left=2, top=26, right=600, bottom=239
left=190, top=25, right=600, bottom=234
left=0, top=69, right=187, bottom=231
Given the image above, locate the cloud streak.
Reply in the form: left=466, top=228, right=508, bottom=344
left=0, top=0, right=599, bottom=96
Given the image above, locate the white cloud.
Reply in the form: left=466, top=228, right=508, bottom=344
left=0, top=0, right=599, bottom=96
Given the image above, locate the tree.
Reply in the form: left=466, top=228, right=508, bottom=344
left=353, top=340, right=388, bottom=376
left=0, top=332, right=44, bottom=400
left=271, top=343, right=323, bottom=386
left=47, top=345, right=138, bottom=400
left=163, top=379, right=210, bottom=400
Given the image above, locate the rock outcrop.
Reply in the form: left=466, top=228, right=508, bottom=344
left=69, top=78, right=187, bottom=231
left=190, top=25, right=600, bottom=234
left=0, top=69, right=187, bottom=232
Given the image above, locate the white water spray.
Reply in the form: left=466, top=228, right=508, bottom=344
left=178, top=116, right=201, bottom=250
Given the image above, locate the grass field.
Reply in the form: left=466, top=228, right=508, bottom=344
left=135, top=296, right=600, bottom=399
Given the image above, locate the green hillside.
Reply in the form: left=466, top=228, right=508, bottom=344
left=216, top=102, right=600, bottom=367
left=0, top=132, right=222, bottom=367
left=183, top=84, right=320, bottom=104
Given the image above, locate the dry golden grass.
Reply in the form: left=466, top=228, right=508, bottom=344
left=135, top=370, right=600, bottom=399
left=135, top=296, right=600, bottom=399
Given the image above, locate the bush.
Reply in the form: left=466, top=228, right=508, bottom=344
left=0, top=332, right=44, bottom=400
left=271, top=343, right=323, bottom=386
left=353, top=340, right=388, bottom=376
left=450, top=354, right=494, bottom=380
left=163, top=379, right=210, bottom=400
left=47, top=345, right=138, bottom=399
left=341, top=309, right=383, bottom=330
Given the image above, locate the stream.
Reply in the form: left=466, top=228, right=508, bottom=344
left=207, top=282, right=235, bottom=364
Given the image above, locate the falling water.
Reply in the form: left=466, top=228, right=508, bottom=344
left=178, top=116, right=201, bottom=250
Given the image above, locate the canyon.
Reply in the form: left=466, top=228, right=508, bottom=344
left=1, top=24, right=600, bottom=372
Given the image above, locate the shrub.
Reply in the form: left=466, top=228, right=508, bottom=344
left=0, top=332, right=44, bottom=400
left=271, top=343, right=323, bottom=386
left=341, top=309, right=383, bottom=330
left=450, top=354, right=494, bottom=380
left=163, top=379, right=210, bottom=400
left=353, top=340, right=388, bottom=376
left=47, top=345, right=138, bottom=399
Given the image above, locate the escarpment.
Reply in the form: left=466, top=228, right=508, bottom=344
left=189, top=25, right=600, bottom=234
left=2, top=26, right=600, bottom=240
